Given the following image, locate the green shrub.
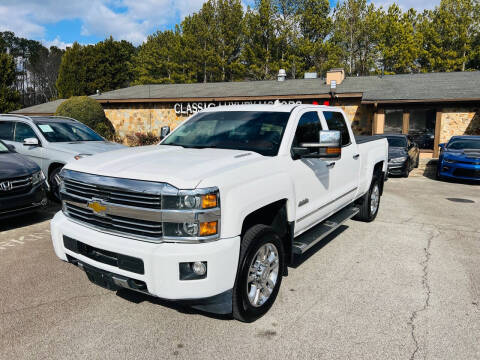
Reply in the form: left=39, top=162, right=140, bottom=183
left=126, top=132, right=160, bottom=146
left=55, top=96, right=116, bottom=140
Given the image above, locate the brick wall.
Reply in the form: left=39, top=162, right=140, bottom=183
left=439, top=108, right=480, bottom=143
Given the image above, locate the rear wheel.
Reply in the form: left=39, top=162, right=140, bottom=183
left=353, top=176, right=381, bottom=222
left=415, top=154, right=420, bottom=168
left=403, top=160, right=410, bottom=178
left=232, top=225, right=284, bottom=322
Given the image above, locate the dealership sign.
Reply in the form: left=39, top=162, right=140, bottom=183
left=174, top=100, right=303, bottom=116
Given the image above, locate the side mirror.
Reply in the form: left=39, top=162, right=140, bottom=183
left=23, top=138, right=39, bottom=146
left=299, top=130, right=342, bottom=160
left=160, top=126, right=171, bottom=140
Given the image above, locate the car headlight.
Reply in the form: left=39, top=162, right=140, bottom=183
left=162, top=188, right=220, bottom=239
left=390, top=156, right=408, bottom=163
left=74, top=154, right=92, bottom=160
left=31, top=170, right=46, bottom=185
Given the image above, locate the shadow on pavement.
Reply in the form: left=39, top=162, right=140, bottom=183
left=115, top=289, right=233, bottom=321
left=0, top=201, right=61, bottom=232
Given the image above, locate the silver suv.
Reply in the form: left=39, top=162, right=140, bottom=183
left=0, top=114, right=125, bottom=199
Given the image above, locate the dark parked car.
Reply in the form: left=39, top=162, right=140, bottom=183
left=437, top=136, right=480, bottom=181
left=0, top=139, right=49, bottom=219
left=373, top=134, right=420, bottom=177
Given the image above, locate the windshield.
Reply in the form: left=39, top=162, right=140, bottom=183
left=0, top=141, right=9, bottom=153
left=35, top=121, right=103, bottom=142
left=447, top=138, right=480, bottom=150
left=162, top=111, right=291, bottom=156
left=386, top=137, right=407, bottom=148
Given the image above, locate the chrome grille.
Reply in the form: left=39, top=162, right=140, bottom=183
left=65, top=202, right=163, bottom=239
left=0, top=175, right=32, bottom=196
left=64, top=178, right=161, bottom=208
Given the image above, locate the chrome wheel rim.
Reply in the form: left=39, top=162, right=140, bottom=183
left=246, top=243, right=279, bottom=307
left=370, top=184, right=379, bottom=215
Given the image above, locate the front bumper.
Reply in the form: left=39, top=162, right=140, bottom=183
left=387, top=161, right=408, bottom=175
left=438, top=161, right=480, bottom=181
left=0, top=182, right=48, bottom=219
left=51, top=212, right=240, bottom=303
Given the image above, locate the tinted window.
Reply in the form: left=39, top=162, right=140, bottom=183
left=14, top=122, right=37, bottom=142
left=386, top=137, right=407, bottom=147
left=447, top=138, right=480, bottom=150
left=35, top=121, right=103, bottom=142
left=323, top=111, right=351, bottom=146
left=162, top=111, right=290, bottom=156
left=292, top=111, right=322, bottom=147
left=0, top=140, right=9, bottom=153
left=0, top=121, right=14, bottom=141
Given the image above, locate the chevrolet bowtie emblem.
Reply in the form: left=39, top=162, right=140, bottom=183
left=87, top=200, right=107, bottom=216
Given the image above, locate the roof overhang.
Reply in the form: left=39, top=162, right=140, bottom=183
left=362, top=97, right=480, bottom=105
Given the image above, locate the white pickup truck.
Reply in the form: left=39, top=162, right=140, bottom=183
left=51, top=104, right=388, bottom=322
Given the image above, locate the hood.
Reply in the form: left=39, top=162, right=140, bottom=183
left=47, top=141, right=126, bottom=155
left=64, top=145, right=265, bottom=189
left=444, top=148, right=480, bottom=162
left=388, top=147, right=407, bottom=159
left=0, top=152, right=40, bottom=179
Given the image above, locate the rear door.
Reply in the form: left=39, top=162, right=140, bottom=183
left=320, top=110, right=360, bottom=208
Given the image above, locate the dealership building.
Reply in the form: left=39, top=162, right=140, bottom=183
left=12, top=69, right=480, bottom=157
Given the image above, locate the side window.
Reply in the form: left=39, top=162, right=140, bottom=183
left=323, top=111, right=351, bottom=146
left=292, top=111, right=322, bottom=148
left=0, top=121, right=14, bottom=141
left=14, top=122, right=37, bottom=143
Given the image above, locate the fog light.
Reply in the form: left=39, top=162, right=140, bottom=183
left=192, top=261, right=207, bottom=276
left=179, top=261, right=207, bottom=280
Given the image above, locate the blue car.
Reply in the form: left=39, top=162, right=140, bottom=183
left=437, top=136, right=480, bottom=181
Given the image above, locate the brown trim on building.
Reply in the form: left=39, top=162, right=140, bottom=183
left=362, top=98, right=480, bottom=105
left=433, top=110, right=443, bottom=158
left=402, top=111, right=410, bottom=134
left=97, top=93, right=363, bottom=104
left=372, top=108, right=385, bottom=135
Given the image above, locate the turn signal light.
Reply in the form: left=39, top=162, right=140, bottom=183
left=326, top=147, right=341, bottom=155
left=201, top=194, right=217, bottom=209
left=199, top=221, right=217, bottom=236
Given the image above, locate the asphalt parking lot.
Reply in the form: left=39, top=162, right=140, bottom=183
left=0, top=176, right=479, bottom=360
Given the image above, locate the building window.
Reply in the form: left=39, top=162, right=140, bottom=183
left=384, top=109, right=403, bottom=134
left=409, top=109, right=436, bottom=150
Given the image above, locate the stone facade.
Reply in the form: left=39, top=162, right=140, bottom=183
left=439, top=108, right=480, bottom=144
left=102, top=100, right=375, bottom=138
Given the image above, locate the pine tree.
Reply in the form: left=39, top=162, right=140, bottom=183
left=0, top=53, right=21, bottom=112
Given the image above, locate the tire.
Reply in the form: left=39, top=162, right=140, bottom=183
left=353, top=176, right=381, bottom=223
left=415, top=155, right=419, bottom=168
left=436, top=166, right=443, bottom=180
left=232, top=224, right=284, bottom=322
left=403, top=160, right=410, bottom=178
left=48, top=166, right=63, bottom=202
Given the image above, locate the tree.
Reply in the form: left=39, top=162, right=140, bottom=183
left=377, top=5, right=419, bottom=74
left=242, top=0, right=279, bottom=80
left=56, top=42, right=88, bottom=98
left=0, top=53, right=21, bottom=112
left=55, top=96, right=115, bottom=139
left=418, top=0, right=480, bottom=72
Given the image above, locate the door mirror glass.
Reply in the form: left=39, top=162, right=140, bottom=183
left=299, top=130, right=342, bottom=159
left=160, top=126, right=171, bottom=140
left=23, top=137, right=39, bottom=146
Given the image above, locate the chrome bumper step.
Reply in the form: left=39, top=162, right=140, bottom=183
left=292, top=206, right=359, bottom=255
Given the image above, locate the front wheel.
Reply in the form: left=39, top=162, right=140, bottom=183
left=48, top=166, right=63, bottom=202
left=232, top=225, right=284, bottom=322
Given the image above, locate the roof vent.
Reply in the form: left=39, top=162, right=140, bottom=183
left=277, top=69, right=286, bottom=82
left=304, top=72, right=318, bottom=79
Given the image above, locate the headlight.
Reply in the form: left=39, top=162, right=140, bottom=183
left=162, top=188, right=220, bottom=239
left=390, top=156, right=408, bottom=163
left=31, top=171, right=46, bottom=185
left=74, top=154, right=92, bottom=160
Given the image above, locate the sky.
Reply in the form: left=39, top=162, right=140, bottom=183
left=0, top=0, right=439, bottom=49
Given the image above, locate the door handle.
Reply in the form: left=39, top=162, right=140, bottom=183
left=326, top=162, right=335, bottom=168
left=353, top=154, right=360, bottom=159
